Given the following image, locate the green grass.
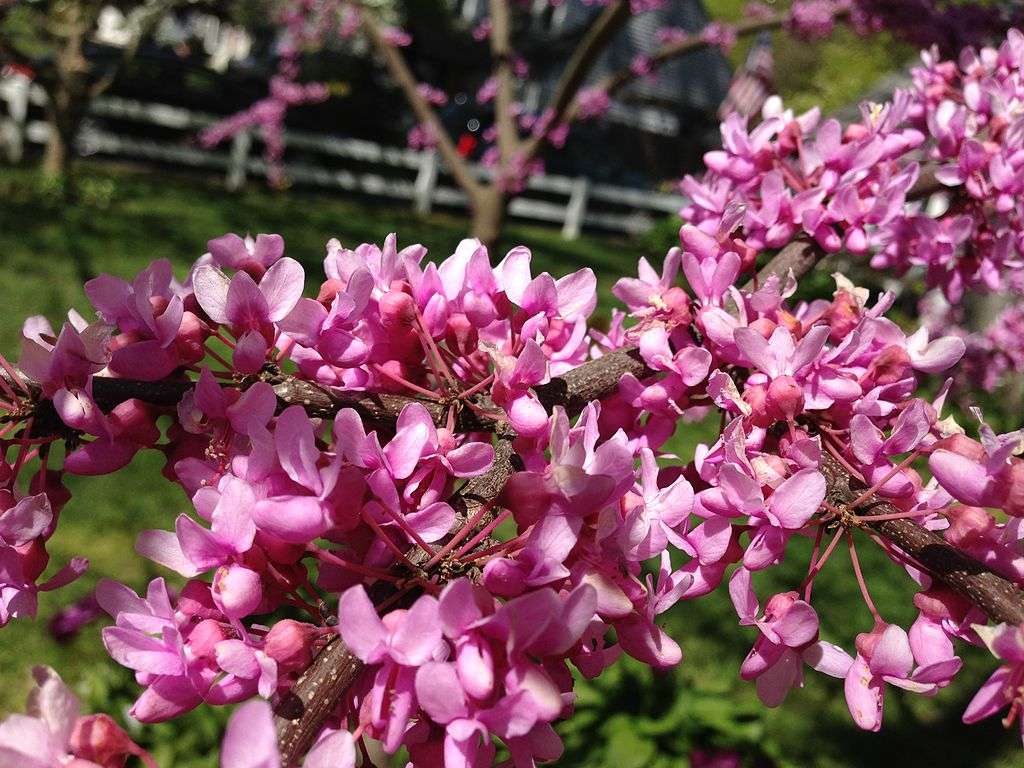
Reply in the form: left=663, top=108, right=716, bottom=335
left=0, top=160, right=1019, bottom=768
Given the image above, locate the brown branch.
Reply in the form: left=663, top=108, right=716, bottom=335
left=746, top=237, right=823, bottom=290
left=821, top=453, right=1024, bottom=625
left=489, top=0, right=521, bottom=169
left=595, top=12, right=794, bottom=106
left=520, top=7, right=851, bottom=163
left=360, top=7, right=482, bottom=200
left=519, top=0, right=630, bottom=163
left=273, top=639, right=363, bottom=765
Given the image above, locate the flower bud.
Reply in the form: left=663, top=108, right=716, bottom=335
left=379, top=290, right=417, bottom=329
left=743, top=383, right=773, bottom=428
left=70, top=714, right=150, bottom=768
left=18, top=540, right=49, bottom=582
left=174, top=311, right=209, bottom=364
left=944, top=505, right=994, bottom=548
left=931, top=433, right=985, bottom=461
left=178, top=579, right=220, bottom=619
left=776, top=311, right=802, bottom=337
left=264, top=619, right=319, bottom=670
left=148, top=295, right=171, bottom=317
left=212, top=564, right=263, bottom=619
left=913, top=587, right=971, bottom=622
left=828, top=290, right=861, bottom=341
left=998, top=460, right=1024, bottom=517
left=445, top=313, right=478, bottom=357
left=482, top=558, right=526, bottom=597
left=109, top=401, right=159, bottom=447
left=854, top=625, right=886, bottom=659
left=188, top=618, right=231, bottom=658
left=316, top=278, right=346, bottom=305
left=747, top=317, right=777, bottom=339
left=679, top=224, right=718, bottom=259
left=764, top=591, right=799, bottom=620
left=864, top=345, right=911, bottom=386
left=766, top=375, right=805, bottom=420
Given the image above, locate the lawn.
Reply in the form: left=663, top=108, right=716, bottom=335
left=0, top=161, right=1017, bottom=768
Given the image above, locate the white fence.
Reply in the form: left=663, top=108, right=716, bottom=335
left=0, top=76, right=684, bottom=239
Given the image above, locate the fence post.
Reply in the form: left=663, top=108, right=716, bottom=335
left=413, top=150, right=438, bottom=214
left=562, top=177, right=590, bottom=239
left=225, top=129, right=251, bottom=191
left=2, top=76, right=30, bottom=163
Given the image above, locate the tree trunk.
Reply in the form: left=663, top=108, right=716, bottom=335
left=40, top=78, right=87, bottom=181
left=471, top=187, right=507, bottom=252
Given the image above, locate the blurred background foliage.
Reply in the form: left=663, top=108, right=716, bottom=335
left=0, top=4, right=1020, bottom=765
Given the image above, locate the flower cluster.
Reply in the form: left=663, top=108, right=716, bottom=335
left=4, top=25, right=1024, bottom=768
left=682, top=30, right=1024, bottom=303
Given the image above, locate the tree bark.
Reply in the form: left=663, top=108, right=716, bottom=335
left=471, top=186, right=507, bottom=251
left=41, top=87, right=85, bottom=180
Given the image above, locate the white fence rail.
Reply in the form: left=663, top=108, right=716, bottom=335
left=0, top=76, right=684, bottom=238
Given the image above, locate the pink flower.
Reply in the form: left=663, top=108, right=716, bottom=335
left=845, top=623, right=962, bottom=731
left=193, top=256, right=305, bottom=370
left=19, top=314, right=110, bottom=397
left=730, top=567, right=851, bottom=706
left=86, top=259, right=195, bottom=380
left=930, top=415, right=1024, bottom=515
left=0, top=666, right=155, bottom=768
left=206, top=233, right=285, bottom=276
left=717, top=463, right=826, bottom=570
left=964, top=623, right=1024, bottom=740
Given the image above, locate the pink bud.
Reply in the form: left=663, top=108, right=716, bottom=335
left=108, top=401, right=159, bottom=447
left=828, top=291, right=861, bottom=341
left=445, top=313, right=478, bottom=357
left=997, top=460, right=1024, bottom=517
left=944, top=505, right=994, bottom=548
left=482, top=558, right=527, bottom=597
left=864, top=345, right=911, bottom=386
left=743, top=383, right=772, bottom=428
left=212, top=564, right=263, bottom=619
left=71, top=714, right=153, bottom=768
left=854, top=625, right=886, bottom=659
left=148, top=295, right=170, bottom=317
left=108, top=331, right=143, bottom=356
left=913, top=587, right=971, bottom=622
left=679, top=224, right=719, bottom=259
left=174, top=311, right=209, bottom=364
left=178, top=579, right=220, bottom=619
left=255, top=531, right=306, bottom=565
left=764, top=591, right=799, bottom=618
left=316, top=278, right=347, bottom=305
left=766, top=375, right=804, bottom=420
left=747, top=317, right=777, bottom=339
left=264, top=619, right=318, bottom=670
left=18, top=540, right=49, bottom=582
left=933, top=433, right=985, bottom=461
left=187, top=618, right=230, bottom=658
left=379, top=290, right=417, bottom=329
